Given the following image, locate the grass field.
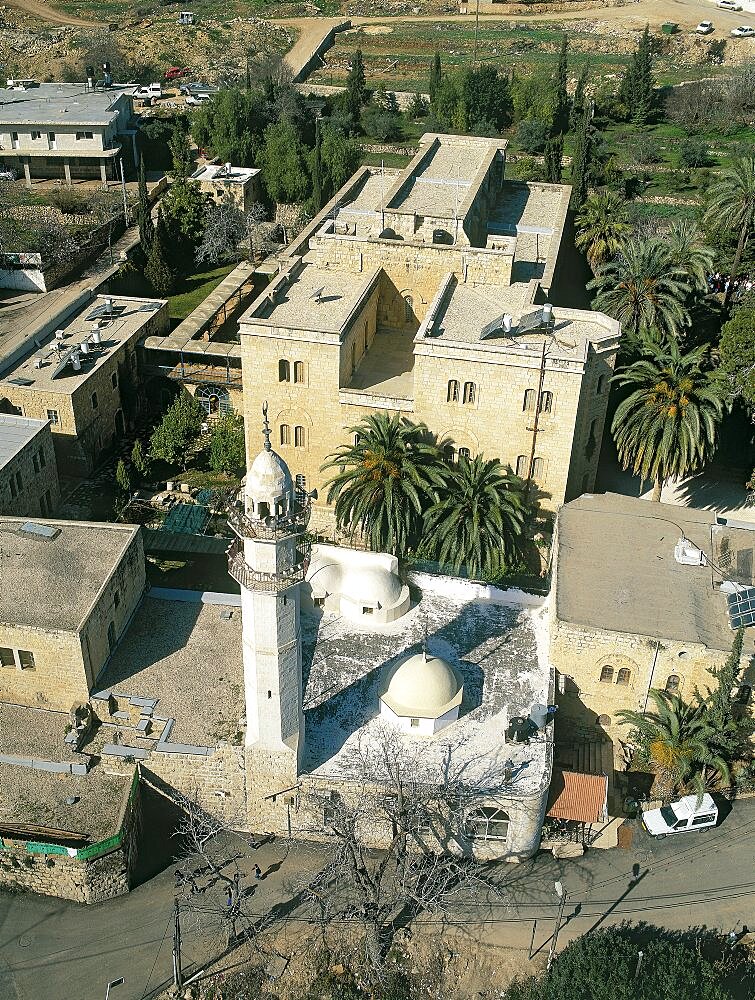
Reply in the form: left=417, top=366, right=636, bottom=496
left=168, top=263, right=236, bottom=322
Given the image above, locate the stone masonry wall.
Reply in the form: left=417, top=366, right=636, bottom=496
left=0, top=421, right=60, bottom=518
left=0, top=843, right=131, bottom=903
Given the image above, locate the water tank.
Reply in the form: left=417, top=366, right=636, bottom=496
left=225, top=161, right=232, bottom=175
left=55, top=329, right=65, bottom=340
left=91, top=329, right=102, bottom=345
left=542, top=302, right=553, bottom=326
left=530, top=703, right=549, bottom=730
left=503, top=313, right=513, bottom=333
left=80, top=340, right=90, bottom=354
left=71, top=353, right=81, bottom=371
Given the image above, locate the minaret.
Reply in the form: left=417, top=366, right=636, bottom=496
left=228, top=403, right=306, bottom=828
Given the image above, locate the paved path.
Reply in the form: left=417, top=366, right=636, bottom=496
left=1, top=797, right=753, bottom=1000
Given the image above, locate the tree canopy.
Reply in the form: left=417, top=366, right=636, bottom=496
left=149, top=392, right=204, bottom=470
left=192, top=88, right=269, bottom=166
left=719, top=306, right=755, bottom=404
left=208, top=414, right=246, bottom=477
left=261, top=120, right=311, bottom=204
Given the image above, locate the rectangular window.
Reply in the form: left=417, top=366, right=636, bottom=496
left=32, top=453, right=40, bottom=473
left=532, top=457, right=545, bottom=481
left=47, top=409, right=59, bottom=425
left=91, top=392, right=98, bottom=410
left=114, top=589, right=120, bottom=610
left=9, top=476, right=17, bottom=499
left=75, top=131, right=94, bottom=140
left=31, top=130, right=42, bottom=140
left=293, top=361, right=305, bottom=384
left=515, top=455, right=528, bottom=478
left=15, top=471, right=22, bottom=493
left=39, top=448, right=46, bottom=468
left=294, top=426, right=305, bottom=448
left=111, top=372, right=118, bottom=389
left=18, top=650, right=35, bottom=670
left=0, top=648, right=14, bottom=668
left=410, top=718, right=420, bottom=728
left=41, top=489, right=51, bottom=516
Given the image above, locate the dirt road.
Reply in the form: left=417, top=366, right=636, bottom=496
left=3, top=0, right=99, bottom=27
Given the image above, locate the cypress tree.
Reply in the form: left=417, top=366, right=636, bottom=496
left=706, top=627, right=745, bottom=731
left=346, top=49, right=366, bottom=121
left=544, top=134, right=563, bottom=184
left=263, top=74, right=274, bottom=103
left=311, top=117, right=323, bottom=213
left=245, top=54, right=252, bottom=93
left=429, top=50, right=442, bottom=108
left=554, top=35, right=569, bottom=135
left=569, top=108, right=592, bottom=210
left=570, top=62, right=589, bottom=130
left=137, top=155, right=154, bottom=252
left=620, top=25, right=654, bottom=126
left=145, top=212, right=177, bottom=296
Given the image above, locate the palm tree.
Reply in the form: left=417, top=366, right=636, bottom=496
left=588, top=237, right=692, bottom=339
left=665, top=219, right=714, bottom=295
left=704, top=156, right=755, bottom=310
left=618, top=690, right=732, bottom=803
left=420, top=455, right=532, bottom=580
left=612, top=339, right=726, bottom=501
left=574, top=190, right=631, bottom=270
left=321, top=413, right=446, bottom=557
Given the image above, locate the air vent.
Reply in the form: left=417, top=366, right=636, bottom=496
left=20, top=522, right=60, bottom=540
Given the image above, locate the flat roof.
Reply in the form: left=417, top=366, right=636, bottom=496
left=0, top=517, right=140, bottom=632
left=426, top=281, right=620, bottom=357
left=246, top=261, right=379, bottom=334
left=302, top=573, right=552, bottom=796
left=555, top=493, right=755, bottom=652
left=0, top=83, right=136, bottom=127
left=0, top=295, right=167, bottom=396
left=0, top=413, right=48, bottom=469
left=94, top=596, right=245, bottom=746
left=191, top=164, right=260, bottom=184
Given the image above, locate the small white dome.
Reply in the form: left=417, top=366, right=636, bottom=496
left=247, top=447, right=292, bottom=503
left=342, top=564, right=403, bottom=609
left=381, top=651, right=463, bottom=720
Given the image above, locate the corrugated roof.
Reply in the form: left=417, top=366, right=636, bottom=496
left=547, top=769, right=607, bottom=824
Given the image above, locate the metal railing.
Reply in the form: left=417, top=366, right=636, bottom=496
left=227, top=538, right=307, bottom=592
left=226, top=503, right=307, bottom=541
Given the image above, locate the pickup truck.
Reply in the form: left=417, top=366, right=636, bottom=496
left=642, top=793, right=718, bottom=838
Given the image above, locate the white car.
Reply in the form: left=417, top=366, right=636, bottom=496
left=185, top=92, right=211, bottom=106
left=696, top=21, right=714, bottom=34
left=731, top=24, right=755, bottom=36
left=718, top=0, right=742, bottom=10
left=642, top=793, right=718, bottom=838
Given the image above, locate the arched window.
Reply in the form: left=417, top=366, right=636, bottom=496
left=532, top=457, right=545, bottom=481
left=279, top=424, right=290, bottom=446
left=665, top=674, right=680, bottom=693
left=294, top=425, right=305, bottom=448
left=354, top=433, right=361, bottom=447
left=447, top=379, right=460, bottom=403
left=600, top=665, right=614, bottom=683
left=443, top=444, right=456, bottom=462
left=597, top=714, right=612, bottom=727
left=293, top=361, right=305, bottom=384
left=515, top=455, right=528, bottom=477
left=278, top=359, right=290, bottom=382
left=466, top=806, right=510, bottom=841
left=540, top=390, right=553, bottom=413
left=463, top=381, right=476, bottom=405
left=523, top=389, right=536, bottom=412
left=616, top=667, right=631, bottom=685
left=458, top=447, right=471, bottom=460
left=597, top=374, right=606, bottom=394
left=404, top=294, right=414, bottom=322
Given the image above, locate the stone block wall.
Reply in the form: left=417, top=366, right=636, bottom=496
left=0, top=420, right=60, bottom=518
left=145, top=745, right=248, bottom=826
left=0, top=843, right=131, bottom=903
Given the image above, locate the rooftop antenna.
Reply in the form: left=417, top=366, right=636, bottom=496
left=262, top=401, right=271, bottom=452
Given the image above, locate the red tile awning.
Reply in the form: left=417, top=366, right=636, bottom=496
left=547, top=769, right=608, bottom=824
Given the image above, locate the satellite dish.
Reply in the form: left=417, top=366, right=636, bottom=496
left=309, top=286, right=325, bottom=303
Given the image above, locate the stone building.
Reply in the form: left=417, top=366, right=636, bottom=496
left=0, top=517, right=145, bottom=710
left=238, top=133, right=621, bottom=523
left=190, top=163, right=262, bottom=213
left=228, top=416, right=554, bottom=860
left=0, top=413, right=60, bottom=517
left=550, top=493, right=755, bottom=747
left=0, top=80, right=138, bottom=185
left=0, top=294, right=168, bottom=475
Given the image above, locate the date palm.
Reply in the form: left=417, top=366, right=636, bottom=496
left=665, top=219, right=714, bottom=295
left=704, top=156, right=755, bottom=310
left=618, top=690, right=732, bottom=803
left=588, top=237, right=691, bottom=339
left=574, top=190, right=631, bottom=270
left=421, top=455, right=531, bottom=581
left=612, top=339, right=726, bottom=501
left=321, top=413, right=445, bottom=557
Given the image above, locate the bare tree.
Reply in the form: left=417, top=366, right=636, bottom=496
left=245, top=202, right=277, bottom=263
left=295, top=723, right=509, bottom=984
left=196, top=200, right=248, bottom=265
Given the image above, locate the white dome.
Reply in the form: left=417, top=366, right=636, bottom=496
left=381, top=651, right=463, bottom=720
left=247, top=447, right=292, bottom=503
left=342, top=564, right=403, bottom=609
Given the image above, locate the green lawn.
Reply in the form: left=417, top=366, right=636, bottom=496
left=168, top=263, right=236, bottom=323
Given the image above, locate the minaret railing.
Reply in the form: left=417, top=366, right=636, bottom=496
left=227, top=538, right=308, bottom=592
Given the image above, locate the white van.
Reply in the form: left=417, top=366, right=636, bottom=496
left=642, top=793, right=718, bottom=838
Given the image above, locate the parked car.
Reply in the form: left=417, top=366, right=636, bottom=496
left=165, top=66, right=190, bottom=81
left=696, top=20, right=715, bottom=34
left=642, top=794, right=718, bottom=838
left=731, top=24, right=755, bottom=35
left=718, top=0, right=742, bottom=10
left=185, top=93, right=211, bottom=105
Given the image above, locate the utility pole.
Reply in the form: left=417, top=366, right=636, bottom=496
left=172, top=897, right=183, bottom=991
left=547, top=880, right=567, bottom=971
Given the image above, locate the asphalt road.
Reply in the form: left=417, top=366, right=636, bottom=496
left=1, top=796, right=753, bottom=1000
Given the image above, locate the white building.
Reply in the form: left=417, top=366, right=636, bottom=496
left=0, top=81, right=138, bottom=186
left=228, top=405, right=555, bottom=861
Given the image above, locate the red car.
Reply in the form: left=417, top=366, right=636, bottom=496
left=165, top=66, right=190, bottom=81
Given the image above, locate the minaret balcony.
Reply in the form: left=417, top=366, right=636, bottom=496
left=227, top=538, right=307, bottom=592
left=227, top=502, right=307, bottom=541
